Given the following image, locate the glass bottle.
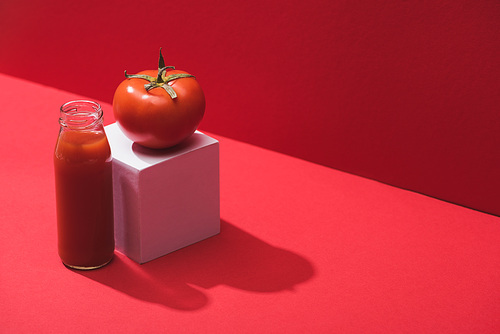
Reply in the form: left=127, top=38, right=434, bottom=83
left=54, top=100, right=114, bottom=269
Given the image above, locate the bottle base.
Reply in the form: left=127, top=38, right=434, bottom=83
left=62, top=256, right=113, bottom=270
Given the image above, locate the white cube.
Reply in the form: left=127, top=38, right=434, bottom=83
left=105, top=123, right=220, bottom=264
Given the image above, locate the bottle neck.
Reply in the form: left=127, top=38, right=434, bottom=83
left=59, top=100, right=103, bottom=130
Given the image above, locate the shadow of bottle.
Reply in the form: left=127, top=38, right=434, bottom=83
left=78, top=220, right=315, bottom=311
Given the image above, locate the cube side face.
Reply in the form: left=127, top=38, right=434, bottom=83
left=112, top=160, right=142, bottom=263
left=139, top=141, right=221, bottom=263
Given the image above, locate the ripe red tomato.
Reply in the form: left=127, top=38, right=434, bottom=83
left=112, top=51, right=205, bottom=149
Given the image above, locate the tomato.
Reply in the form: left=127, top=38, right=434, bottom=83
left=112, top=50, right=205, bottom=149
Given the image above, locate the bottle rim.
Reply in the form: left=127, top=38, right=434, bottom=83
left=59, top=100, right=103, bottom=129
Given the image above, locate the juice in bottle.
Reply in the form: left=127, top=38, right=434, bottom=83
left=54, top=100, right=114, bottom=269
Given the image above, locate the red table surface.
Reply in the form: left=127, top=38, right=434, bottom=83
left=1, top=73, right=499, bottom=333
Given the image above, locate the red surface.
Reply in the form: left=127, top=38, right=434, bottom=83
left=1, top=74, right=500, bottom=332
left=0, top=1, right=499, bottom=215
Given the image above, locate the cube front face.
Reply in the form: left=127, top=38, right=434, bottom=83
left=139, top=143, right=220, bottom=263
left=106, top=124, right=220, bottom=264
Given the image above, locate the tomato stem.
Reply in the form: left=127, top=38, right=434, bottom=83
left=157, top=66, right=175, bottom=84
left=124, top=71, right=155, bottom=82
left=158, top=47, right=166, bottom=71
left=162, top=84, right=178, bottom=98
left=123, top=49, right=195, bottom=99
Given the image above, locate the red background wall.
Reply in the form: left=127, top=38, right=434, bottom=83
left=1, top=0, right=499, bottom=215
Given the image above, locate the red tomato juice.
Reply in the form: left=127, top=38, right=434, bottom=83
left=54, top=130, right=114, bottom=269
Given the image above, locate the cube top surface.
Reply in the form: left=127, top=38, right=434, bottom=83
left=105, top=123, right=219, bottom=170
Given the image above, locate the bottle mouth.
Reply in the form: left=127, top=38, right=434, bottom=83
left=59, top=100, right=103, bottom=129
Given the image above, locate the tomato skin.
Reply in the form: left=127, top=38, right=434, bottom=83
left=112, top=69, right=205, bottom=149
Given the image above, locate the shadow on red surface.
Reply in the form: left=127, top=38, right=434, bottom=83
left=77, top=220, right=315, bottom=310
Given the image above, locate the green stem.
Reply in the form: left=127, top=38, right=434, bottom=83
left=164, top=73, right=195, bottom=83
left=124, top=71, right=155, bottom=82
left=123, top=48, right=195, bottom=99
left=158, top=47, right=166, bottom=70
left=157, top=66, right=176, bottom=83
left=162, top=84, right=178, bottom=98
